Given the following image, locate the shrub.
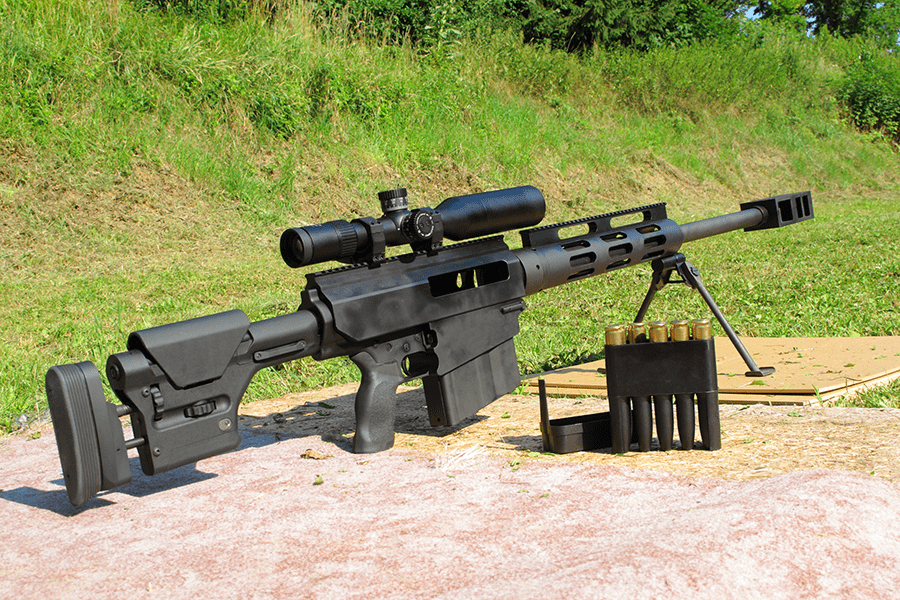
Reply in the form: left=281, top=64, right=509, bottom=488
left=839, top=50, right=900, bottom=142
left=523, top=0, right=736, bottom=53
left=249, top=89, right=305, bottom=138
left=132, top=0, right=285, bottom=23
left=310, top=0, right=526, bottom=47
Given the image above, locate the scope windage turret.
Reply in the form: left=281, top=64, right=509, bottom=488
left=280, top=185, right=546, bottom=268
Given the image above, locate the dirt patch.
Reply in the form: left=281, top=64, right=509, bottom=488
left=240, top=384, right=900, bottom=484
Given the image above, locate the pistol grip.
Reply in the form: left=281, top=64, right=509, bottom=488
left=350, top=351, right=405, bottom=453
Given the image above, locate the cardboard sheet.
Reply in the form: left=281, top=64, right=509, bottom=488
left=525, top=336, right=900, bottom=406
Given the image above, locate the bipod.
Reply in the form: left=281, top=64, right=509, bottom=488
left=635, top=253, right=775, bottom=377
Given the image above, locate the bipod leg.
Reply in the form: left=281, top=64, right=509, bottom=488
left=674, top=257, right=775, bottom=378
left=634, top=260, right=671, bottom=324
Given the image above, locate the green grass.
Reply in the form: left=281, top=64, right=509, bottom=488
left=840, top=379, right=900, bottom=409
left=0, top=0, right=898, bottom=429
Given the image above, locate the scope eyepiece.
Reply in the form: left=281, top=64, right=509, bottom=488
left=280, top=220, right=364, bottom=268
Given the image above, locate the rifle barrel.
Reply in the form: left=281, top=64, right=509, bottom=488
left=679, top=207, right=766, bottom=243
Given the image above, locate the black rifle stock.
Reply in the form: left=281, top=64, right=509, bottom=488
left=45, top=186, right=813, bottom=505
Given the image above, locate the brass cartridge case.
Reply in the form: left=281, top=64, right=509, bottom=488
left=692, top=318, right=712, bottom=340
left=673, top=319, right=695, bottom=450
left=628, top=322, right=647, bottom=344
left=670, top=320, right=690, bottom=342
left=649, top=321, right=669, bottom=343
left=627, top=323, right=650, bottom=450
left=605, top=324, right=627, bottom=346
left=691, top=318, right=719, bottom=450
left=649, top=321, right=673, bottom=451
left=605, top=324, right=631, bottom=453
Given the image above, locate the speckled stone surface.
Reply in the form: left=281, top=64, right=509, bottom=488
left=2, top=422, right=899, bottom=600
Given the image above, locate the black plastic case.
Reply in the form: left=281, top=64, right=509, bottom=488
left=538, top=338, right=721, bottom=454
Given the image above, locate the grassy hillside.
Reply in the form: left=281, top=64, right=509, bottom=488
left=1, top=0, right=898, bottom=429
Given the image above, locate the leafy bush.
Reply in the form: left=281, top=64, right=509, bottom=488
left=523, top=0, right=738, bottom=53
left=839, top=50, right=900, bottom=142
left=311, top=0, right=527, bottom=47
left=132, top=0, right=285, bottom=23
left=249, top=89, right=305, bottom=138
left=593, top=27, right=818, bottom=117
left=304, top=63, right=407, bottom=125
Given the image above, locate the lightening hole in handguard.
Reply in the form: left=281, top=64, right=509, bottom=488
left=609, top=209, right=652, bottom=229
left=557, top=222, right=593, bottom=239
left=569, top=252, right=596, bottom=267
left=609, top=242, right=634, bottom=257
left=636, top=224, right=661, bottom=234
left=562, top=239, right=590, bottom=251
left=566, top=268, right=595, bottom=281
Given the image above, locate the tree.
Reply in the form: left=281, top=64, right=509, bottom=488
left=753, top=0, right=807, bottom=32
left=524, top=0, right=743, bottom=52
left=752, top=1, right=900, bottom=44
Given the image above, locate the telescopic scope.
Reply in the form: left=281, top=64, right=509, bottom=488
left=280, top=186, right=546, bottom=268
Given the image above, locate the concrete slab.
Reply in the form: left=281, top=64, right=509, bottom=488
left=3, top=413, right=900, bottom=599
